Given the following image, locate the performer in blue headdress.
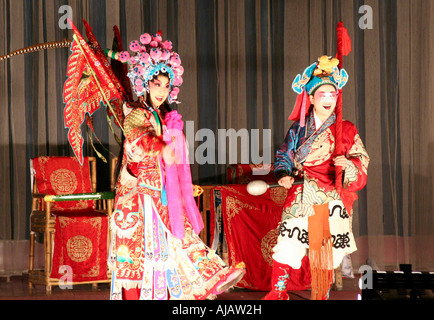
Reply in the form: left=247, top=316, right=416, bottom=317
left=264, top=52, right=369, bottom=300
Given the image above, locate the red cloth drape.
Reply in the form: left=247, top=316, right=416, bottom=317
left=210, top=185, right=310, bottom=291
left=32, top=156, right=95, bottom=212
left=227, top=164, right=277, bottom=184
left=51, top=211, right=108, bottom=282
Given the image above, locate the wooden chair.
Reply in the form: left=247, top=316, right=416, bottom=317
left=28, top=156, right=115, bottom=294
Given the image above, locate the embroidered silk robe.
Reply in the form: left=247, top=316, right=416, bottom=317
left=272, top=109, right=369, bottom=269
left=108, top=103, right=244, bottom=300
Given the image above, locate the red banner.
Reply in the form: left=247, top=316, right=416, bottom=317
left=211, top=185, right=310, bottom=291
left=63, top=20, right=124, bottom=165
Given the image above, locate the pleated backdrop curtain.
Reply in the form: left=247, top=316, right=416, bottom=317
left=0, top=0, right=433, bottom=272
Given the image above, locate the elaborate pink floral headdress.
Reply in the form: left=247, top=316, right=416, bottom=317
left=108, top=31, right=184, bottom=104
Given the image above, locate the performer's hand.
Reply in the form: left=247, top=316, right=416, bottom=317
left=278, top=176, right=295, bottom=189
left=333, top=155, right=347, bottom=169
left=162, top=145, right=177, bottom=165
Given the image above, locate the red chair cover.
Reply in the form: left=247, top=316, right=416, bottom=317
left=31, top=156, right=108, bottom=282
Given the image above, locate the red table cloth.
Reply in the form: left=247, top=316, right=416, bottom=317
left=210, top=184, right=310, bottom=291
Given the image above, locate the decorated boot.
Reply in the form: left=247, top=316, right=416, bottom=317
left=263, top=260, right=291, bottom=300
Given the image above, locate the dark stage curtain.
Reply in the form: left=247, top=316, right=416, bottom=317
left=0, top=0, right=433, bottom=272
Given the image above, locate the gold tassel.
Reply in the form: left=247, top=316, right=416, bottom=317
left=106, top=113, right=123, bottom=146
left=87, top=126, right=107, bottom=164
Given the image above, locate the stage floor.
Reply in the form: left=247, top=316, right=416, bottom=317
left=0, top=273, right=360, bottom=300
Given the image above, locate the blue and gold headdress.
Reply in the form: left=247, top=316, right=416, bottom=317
left=292, top=55, right=348, bottom=95
left=289, top=55, right=349, bottom=127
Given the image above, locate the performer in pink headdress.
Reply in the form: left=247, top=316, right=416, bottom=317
left=5, top=18, right=245, bottom=300
left=105, top=31, right=245, bottom=300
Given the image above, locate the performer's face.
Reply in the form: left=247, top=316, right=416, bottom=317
left=310, top=84, right=338, bottom=122
left=148, top=74, right=170, bottom=108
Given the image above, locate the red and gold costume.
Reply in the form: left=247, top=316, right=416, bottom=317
left=108, top=103, right=244, bottom=300
left=267, top=109, right=369, bottom=300
left=60, top=21, right=245, bottom=300
left=265, top=25, right=369, bottom=300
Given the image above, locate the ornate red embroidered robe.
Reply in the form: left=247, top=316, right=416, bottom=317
left=272, top=110, right=369, bottom=269
left=108, top=104, right=244, bottom=300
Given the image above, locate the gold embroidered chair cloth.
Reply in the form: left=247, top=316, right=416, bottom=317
left=29, top=156, right=114, bottom=293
